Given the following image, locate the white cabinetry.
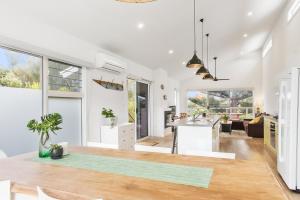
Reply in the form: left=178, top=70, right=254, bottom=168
left=100, top=123, right=135, bottom=150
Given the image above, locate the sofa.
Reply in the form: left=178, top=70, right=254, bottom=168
left=243, top=117, right=264, bottom=138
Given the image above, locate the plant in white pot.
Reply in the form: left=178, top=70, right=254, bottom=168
left=101, top=108, right=117, bottom=127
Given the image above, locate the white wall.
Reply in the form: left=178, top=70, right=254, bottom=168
left=0, top=8, right=186, bottom=143
left=262, top=0, right=300, bottom=115
left=0, top=87, right=41, bottom=156
left=180, top=51, right=263, bottom=113
left=152, top=68, right=180, bottom=137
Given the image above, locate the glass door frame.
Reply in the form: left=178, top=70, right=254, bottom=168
left=127, top=78, right=152, bottom=141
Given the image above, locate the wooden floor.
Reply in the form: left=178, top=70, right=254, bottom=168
left=139, top=133, right=300, bottom=200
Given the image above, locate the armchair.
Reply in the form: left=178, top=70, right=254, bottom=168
left=243, top=117, right=264, bottom=138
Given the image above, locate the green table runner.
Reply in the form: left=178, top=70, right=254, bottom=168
left=33, top=153, right=213, bottom=188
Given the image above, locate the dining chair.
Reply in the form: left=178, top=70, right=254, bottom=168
left=0, top=180, right=11, bottom=200
left=0, top=149, right=7, bottom=159
left=134, top=144, right=171, bottom=154
left=37, top=187, right=103, bottom=200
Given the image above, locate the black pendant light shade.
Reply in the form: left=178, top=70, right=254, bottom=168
left=196, top=66, right=209, bottom=76
left=186, top=0, right=203, bottom=68
left=187, top=53, right=203, bottom=68
left=203, top=33, right=214, bottom=80
left=202, top=72, right=214, bottom=80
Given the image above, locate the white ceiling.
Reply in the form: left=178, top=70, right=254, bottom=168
left=1, top=0, right=287, bottom=80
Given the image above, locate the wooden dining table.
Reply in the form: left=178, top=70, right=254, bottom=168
left=0, top=146, right=286, bottom=200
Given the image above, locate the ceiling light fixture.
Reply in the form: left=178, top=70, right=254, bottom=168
left=202, top=33, right=214, bottom=80
left=186, top=0, right=204, bottom=68
left=137, top=23, right=145, bottom=29
left=243, top=33, right=248, bottom=38
left=116, top=0, right=156, bottom=3
left=168, top=50, right=174, bottom=54
left=182, top=61, right=186, bottom=65
left=195, top=18, right=209, bottom=76
left=247, top=11, right=253, bottom=16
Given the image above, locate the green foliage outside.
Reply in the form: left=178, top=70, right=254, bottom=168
left=0, top=48, right=41, bottom=89
left=187, top=90, right=254, bottom=118
left=128, top=90, right=136, bottom=123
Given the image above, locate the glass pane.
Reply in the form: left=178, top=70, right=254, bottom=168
left=187, top=91, right=208, bottom=115
left=0, top=47, right=41, bottom=89
left=208, top=91, right=230, bottom=108
left=48, top=98, right=82, bottom=145
left=136, top=82, right=149, bottom=139
left=127, top=79, right=136, bottom=123
left=48, top=60, right=82, bottom=92
left=0, top=46, right=42, bottom=156
left=230, top=90, right=253, bottom=107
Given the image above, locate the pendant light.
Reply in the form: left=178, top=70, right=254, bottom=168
left=186, top=0, right=204, bottom=68
left=196, top=19, right=209, bottom=76
left=202, top=33, right=214, bottom=80
left=115, top=0, right=156, bottom=3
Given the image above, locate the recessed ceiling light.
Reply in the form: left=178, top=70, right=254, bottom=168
left=137, top=23, right=145, bottom=29
left=168, top=50, right=174, bottom=54
left=247, top=11, right=253, bottom=16
left=182, top=61, right=186, bottom=65
left=243, top=33, right=248, bottom=38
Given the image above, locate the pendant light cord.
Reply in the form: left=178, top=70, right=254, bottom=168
left=201, top=19, right=204, bottom=60
left=193, top=0, right=197, bottom=54
left=214, top=57, right=217, bottom=77
left=206, top=33, right=209, bottom=71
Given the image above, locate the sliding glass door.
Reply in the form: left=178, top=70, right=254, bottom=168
left=128, top=79, right=150, bottom=140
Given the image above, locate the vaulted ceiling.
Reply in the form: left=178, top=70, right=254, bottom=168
left=2, top=0, right=287, bottom=80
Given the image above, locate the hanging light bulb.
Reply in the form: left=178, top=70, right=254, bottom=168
left=186, top=0, right=204, bottom=68
left=203, top=33, right=214, bottom=80
left=196, top=19, right=209, bottom=76
left=115, top=0, right=156, bottom=3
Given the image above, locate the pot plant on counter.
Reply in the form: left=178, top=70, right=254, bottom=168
left=27, top=113, right=62, bottom=158
left=101, top=107, right=117, bottom=127
left=221, top=114, right=229, bottom=123
left=49, top=144, right=64, bottom=160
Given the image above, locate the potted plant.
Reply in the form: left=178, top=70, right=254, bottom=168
left=101, top=108, right=117, bottom=127
left=27, top=113, right=62, bottom=158
left=49, top=144, right=64, bottom=160
left=222, top=114, right=229, bottom=123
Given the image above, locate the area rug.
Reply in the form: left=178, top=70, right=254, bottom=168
left=220, top=130, right=252, bottom=139
left=32, top=153, right=213, bottom=188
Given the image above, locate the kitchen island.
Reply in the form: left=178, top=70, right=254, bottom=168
left=169, top=117, right=220, bottom=155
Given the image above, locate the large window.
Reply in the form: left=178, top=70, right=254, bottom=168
left=0, top=46, right=41, bottom=89
left=0, top=46, right=42, bottom=156
left=187, top=89, right=254, bottom=119
left=48, top=60, right=82, bottom=92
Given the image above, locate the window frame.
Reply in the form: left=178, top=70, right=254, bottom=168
left=186, top=88, right=254, bottom=118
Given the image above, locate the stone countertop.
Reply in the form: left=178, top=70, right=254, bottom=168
left=264, top=115, right=278, bottom=122
left=168, top=117, right=219, bottom=127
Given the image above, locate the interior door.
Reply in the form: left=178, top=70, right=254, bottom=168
left=136, top=82, right=149, bottom=139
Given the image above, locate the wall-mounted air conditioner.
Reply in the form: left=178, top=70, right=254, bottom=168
left=96, top=53, right=127, bottom=74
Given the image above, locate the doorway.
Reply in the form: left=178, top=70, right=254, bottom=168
left=128, top=79, right=150, bottom=140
